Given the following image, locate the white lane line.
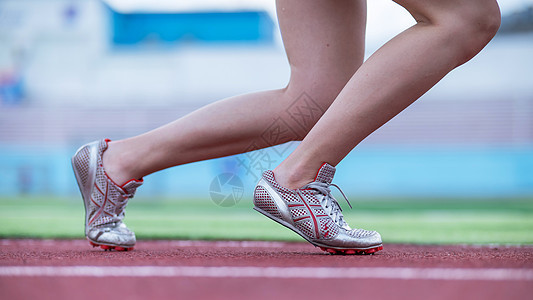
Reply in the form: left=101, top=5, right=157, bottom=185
left=1, top=266, right=532, bottom=281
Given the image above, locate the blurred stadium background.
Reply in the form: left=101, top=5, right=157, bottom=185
left=0, top=0, right=532, bottom=243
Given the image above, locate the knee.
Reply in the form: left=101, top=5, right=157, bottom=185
left=434, top=1, right=501, bottom=66
left=403, top=0, right=501, bottom=66
left=451, top=2, right=501, bottom=65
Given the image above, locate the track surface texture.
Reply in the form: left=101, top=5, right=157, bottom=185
left=1, top=239, right=532, bottom=300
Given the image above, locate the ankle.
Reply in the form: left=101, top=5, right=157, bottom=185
left=273, top=162, right=317, bottom=190
left=102, top=141, right=136, bottom=186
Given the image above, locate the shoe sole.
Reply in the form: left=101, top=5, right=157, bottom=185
left=254, top=207, right=383, bottom=255
left=89, top=240, right=133, bottom=251
left=72, top=142, right=135, bottom=251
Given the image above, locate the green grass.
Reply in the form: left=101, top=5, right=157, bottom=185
left=1, top=196, right=532, bottom=245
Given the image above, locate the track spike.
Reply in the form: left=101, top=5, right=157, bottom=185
left=87, top=241, right=133, bottom=252
left=319, top=245, right=383, bottom=255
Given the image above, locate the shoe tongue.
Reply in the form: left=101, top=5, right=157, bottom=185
left=314, top=163, right=336, bottom=185
left=121, top=179, right=143, bottom=195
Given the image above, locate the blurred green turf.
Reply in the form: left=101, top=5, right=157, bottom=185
left=0, top=196, right=532, bottom=245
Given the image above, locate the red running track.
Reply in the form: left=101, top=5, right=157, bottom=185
left=1, top=239, right=532, bottom=300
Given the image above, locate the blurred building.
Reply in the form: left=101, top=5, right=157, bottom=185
left=0, top=0, right=532, bottom=199
left=499, top=4, right=533, bottom=33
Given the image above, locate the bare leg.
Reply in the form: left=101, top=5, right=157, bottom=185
left=274, top=0, right=501, bottom=188
left=104, top=0, right=366, bottom=185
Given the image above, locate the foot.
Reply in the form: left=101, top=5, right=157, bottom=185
left=71, top=139, right=143, bottom=251
left=253, top=163, right=382, bottom=255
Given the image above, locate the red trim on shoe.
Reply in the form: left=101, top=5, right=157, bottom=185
left=121, top=178, right=144, bottom=187
left=89, top=181, right=109, bottom=226
left=103, top=170, right=143, bottom=194
left=89, top=240, right=133, bottom=251
left=293, top=216, right=310, bottom=222
left=94, top=182, right=105, bottom=196
left=313, top=162, right=329, bottom=181
left=318, top=245, right=383, bottom=255
left=297, top=192, right=320, bottom=239
left=90, top=196, right=100, bottom=207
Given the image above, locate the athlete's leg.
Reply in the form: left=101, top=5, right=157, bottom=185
left=103, top=0, right=366, bottom=185
left=274, top=0, right=501, bottom=188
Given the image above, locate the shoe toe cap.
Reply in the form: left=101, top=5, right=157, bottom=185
left=321, top=229, right=382, bottom=249
left=364, top=231, right=382, bottom=246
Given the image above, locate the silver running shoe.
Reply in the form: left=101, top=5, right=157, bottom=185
left=71, top=139, right=143, bottom=251
left=253, top=163, right=382, bottom=255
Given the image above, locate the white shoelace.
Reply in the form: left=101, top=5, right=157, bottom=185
left=302, top=182, right=353, bottom=230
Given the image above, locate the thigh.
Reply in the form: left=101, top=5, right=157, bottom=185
left=276, top=0, right=366, bottom=90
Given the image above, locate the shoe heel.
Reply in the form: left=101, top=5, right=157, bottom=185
left=253, top=185, right=284, bottom=220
